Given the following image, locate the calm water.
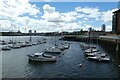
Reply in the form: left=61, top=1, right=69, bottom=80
left=0, top=36, right=120, bottom=78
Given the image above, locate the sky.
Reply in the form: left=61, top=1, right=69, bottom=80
left=0, top=0, right=119, bottom=33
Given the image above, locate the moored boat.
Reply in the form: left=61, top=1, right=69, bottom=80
left=85, top=52, right=106, bottom=57
left=84, top=48, right=99, bottom=53
left=1, top=45, right=11, bottom=50
left=32, top=43, right=37, bottom=45
left=10, top=44, right=21, bottom=49
left=45, top=46, right=62, bottom=54
left=27, top=52, right=57, bottom=62
left=87, top=55, right=111, bottom=62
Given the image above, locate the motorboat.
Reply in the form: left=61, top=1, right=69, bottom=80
left=61, top=41, right=70, bottom=49
left=10, top=44, right=21, bottom=49
left=37, top=40, right=46, bottom=44
left=87, top=55, right=111, bottom=62
left=59, top=44, right=70, bottom=51
left=0, top=40, right=7, bottom=45
left=27, top=52, right=57, bottom=62
left=59, top=46, right=66, bottom=51
left=99, top=57, right=111, bottom=62
left=8, top=40, right=16, bottom=44
left=85, top=52, right=106, bottom=57
left=19, top=42, right=27, bottom=47
left=20, top=42, right=32, bottom=47
left=45, top=46, right=62, bottom=54
left=63, top=44, right=70, bottom=49
left=32, top=43, right=37, bottom=45
left=25, top=42, right=32, bottom=46
left=1, top=45, right=11, bottom=50
left=84, top=48, right=99, bottom=53
left=80, top=44, right=96, bottom=50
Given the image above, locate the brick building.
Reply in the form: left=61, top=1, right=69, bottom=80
left=112, top=9, right=120, bottom=34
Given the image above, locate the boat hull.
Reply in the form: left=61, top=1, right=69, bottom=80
left=1, top=48, right=11, bottom=50
left=88, top=57, right=111, bottom=62
left=44, top=51, right=61, bottom=54
left=28, top=56, right=56, bottom=62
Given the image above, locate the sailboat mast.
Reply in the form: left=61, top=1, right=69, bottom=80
left=11, top=24, right=14, bottom=43
left=54, top=31, right=57, bottom=46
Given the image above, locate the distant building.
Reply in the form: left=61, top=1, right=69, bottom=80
left=112, top=9, right=120, bottom=34
left=88, top=27, right=94, bottom=32
left=29, top=30, right=32, bottom=33
left=101, top=24, right=106, bottom=32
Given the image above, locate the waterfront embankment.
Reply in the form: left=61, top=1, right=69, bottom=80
left=61, top=35, right=120, bottom=52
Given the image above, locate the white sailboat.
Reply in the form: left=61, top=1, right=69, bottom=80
left=45, top=32, right=62, bottom=54
left=45, top=46, right=62, bottom=54
left=10, top=24, right=21, bottom=49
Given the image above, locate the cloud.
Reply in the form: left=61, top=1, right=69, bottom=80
left=75, top=7, right=99, bottom=14
left=42, top=4, right=64, bottom=22
left=0, top=0, right=40, bottom=32
left=0, top=0, right=40, bottom=19
left=43, top=4, right=55, bottom=13
left=0, top=2, right=117, bottom=32
left=75, top=6, right=101, bottom=20
left=42, top=11, right=63, bottom=22
left=100, top=8, right=118, bottom=23
left=61, top=11, right=78, bottom=22
left=106, top=25, right=112, bottom=31
left=42, top=4, right=77, bottom=23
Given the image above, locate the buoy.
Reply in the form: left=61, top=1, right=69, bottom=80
left=79, top=64, right=82, bottom=67
left=72, top=67, right=75, bottom=69
left=82, top=60, right=84, bottom=62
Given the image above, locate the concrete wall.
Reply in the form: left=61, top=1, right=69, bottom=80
left=117, top=12, right=120, bottom=33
